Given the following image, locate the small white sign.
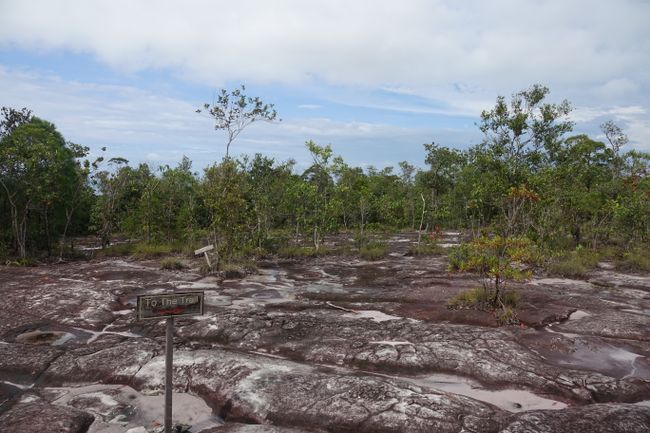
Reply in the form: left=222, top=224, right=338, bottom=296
left=194, top=244, right=214, bottom=255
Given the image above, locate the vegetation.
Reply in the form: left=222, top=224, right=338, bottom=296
left=160, top=258, right=187, bottom=271
left=0, top=84, right=647, bottom=275
left=447, top=236, right=537, bottom=323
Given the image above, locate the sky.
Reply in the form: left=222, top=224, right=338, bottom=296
left=1, top=0, right=649, bottom=171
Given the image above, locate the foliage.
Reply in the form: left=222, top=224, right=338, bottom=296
left=3, top=84, right=648, bottom=263
left=0, top=114, right=93, bottom=258
left=546, top=247, right=600, bottom=278
left=277, top=245, right=333, bottom=258
left=160, top=258, right=187, bottom=271
left=615, top=248, right=650, bottom=272
left=359, top=242, right=388, bottom=260
left=197, top=85, right=278, bottom=159
left=448, top=235, right=536, bottom=322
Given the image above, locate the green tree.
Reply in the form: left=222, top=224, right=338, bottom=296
left=197, top=85, right=279, bottom=159
left=0, top=117, right=79, bottom=257
left=449, top=236, right=538, bottom=323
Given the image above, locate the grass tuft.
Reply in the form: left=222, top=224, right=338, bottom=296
left=160, top=258, right=187, bottom=271
left=359, top=242, right=388, bottom=260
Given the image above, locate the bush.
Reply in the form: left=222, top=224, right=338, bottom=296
left=278, top=245, right=331, bottom=258
left=447, top=243, right=472, bottom=270
left=496, top=306, right=519, bottom=325
left=359, top=242, right=387, bottom=260
left=409, top=241, right=443, bottom=256
left=160, top=258, right=187, bottom=271
left=96, top=241, right=193, bottom=259
left=546, top=247, right=600, bottom=278
left=447, top=287, right=491, bottom=309
left=616, top=248, right=650, bottom=272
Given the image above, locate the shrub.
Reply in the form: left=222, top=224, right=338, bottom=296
left=616, top=248, right=650, bottom=272
left=546, top=247, right=599, bottom=278
left=447, top=287, right=491, bottom=309
left=359, top=242, right=387, bottom=260
left=448, top=243, right=472, bottom=270
left=447, top=235, right=535, bottom=325
left=278, top=245, right=331, bottom=258
left=160, top=258, right=187, bottom=271
left=447, top=287, right=520, bottom=311
left=409, top=241, right=443, bottom=256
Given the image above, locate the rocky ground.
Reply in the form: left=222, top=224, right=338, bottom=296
left=1, top=232, right=649, bottom=432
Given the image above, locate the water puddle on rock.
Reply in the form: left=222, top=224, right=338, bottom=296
left=543, top=327, right=649, bottom=379
left=342, top=310, right=404, bottom=322
left=404, top=373, right=567, bottom=412
left=46, top=384, right=222, bottom=433
left=568, top=310, right=590, bottom=321
left=15, top=330, right=75, bottom=346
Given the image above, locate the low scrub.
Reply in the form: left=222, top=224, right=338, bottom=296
left=278, top=245, right=332, bottom=258
left=546, top=247, right=600, bottom=278
left=409, top=242, right=443, bottom=256
left=359, top=242, right=388, bottom=260
left=96, top=241, right=193, bottom=259
left=448, top=287, right=520, bottom=324
left=616, top=248, right=650, bottom=272
left=160, top=258, right=187, bottom=271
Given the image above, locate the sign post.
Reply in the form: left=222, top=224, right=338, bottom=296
left=137, top=292, right=204, bottom=433
left=194, top=244, right=214, bottom=268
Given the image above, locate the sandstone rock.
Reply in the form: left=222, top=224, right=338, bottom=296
left=0, top=342, right=62, bottom=384
left=0, top=397, right=94, bottom=433
left=133, top=349, right=504, bottom=433
left=41, top=337, right=160, bottom=386
left=500, top=403, right=650, bottom=433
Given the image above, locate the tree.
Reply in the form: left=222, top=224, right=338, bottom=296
left=197, top=85, right=279, bottom=159
left=0, top=117, right=77, bottom=258
left=478, top=84, right=573, bottom=183
left=600, top=120, right=628, bottom=155
left=0, top=107, right=32, bottom=139
left=449, top=236, right=538, bottom=323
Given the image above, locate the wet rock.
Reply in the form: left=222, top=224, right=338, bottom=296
left=0, top=342, right=62, bottom=384
left=204, top=424, right=316, bottom=433
left=133, top=349, right=504, bottom=433
left=176, top=310, right=650, bottom=403
left=500, top=403, right=650, bottom=433
left=0, top=397, right=94, bottom=433
left=555, top=312, right=650, bottom=341
left=0, top=382, right=22, bottom=409
left=41, top=337, right=160, bottom=386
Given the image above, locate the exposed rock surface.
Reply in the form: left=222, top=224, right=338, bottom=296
left=0, top=397, right=94, bottom=433
left=0, top=234, right=649, bottom=432
left=133, top=349, right=505, bottom=433
left=500, top=403, right=650, bottom=433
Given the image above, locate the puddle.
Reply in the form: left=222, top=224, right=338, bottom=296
left=568, top=310, right=590, bottom=321
left=342, top=310, right=403, bottom=322
left=2, top=381, right=33, bottom=390
left=15, top=330, right=75, bottom=346
left=73, top=325, right=142, bottom=344
left=547, top=339, right=648, bottom=379
left=404, top=373, right=567, bottom=412
left=369, top=340, right=413, bottom=346
left=1, top=382, right=23, bottom=408
left=47, top=384, right=222, bottom=433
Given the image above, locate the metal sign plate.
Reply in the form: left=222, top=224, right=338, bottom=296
left=137, top=292, right=204, bottom=320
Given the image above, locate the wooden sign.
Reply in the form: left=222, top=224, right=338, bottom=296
left=194, top=244, right=214, bottom=255
left=194, top=244, right=214, bottom=267
left=137, top=292, right=204, bottom=320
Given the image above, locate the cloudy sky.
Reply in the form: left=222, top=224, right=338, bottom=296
left=1, top=0, right=649, bottom=170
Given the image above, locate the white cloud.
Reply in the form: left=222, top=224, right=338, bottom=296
left=0, top=1, right=648, bottom=153
left=0, top=66, right=469, bottom=167
left=1, top=0, right=648, bottom=94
